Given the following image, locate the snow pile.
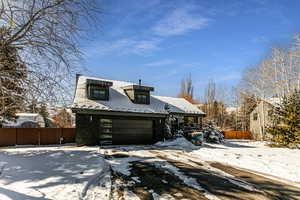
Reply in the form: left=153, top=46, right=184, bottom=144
left=155, top=137, right=198, bottom=150
left=191, top=140, right=300, bottom=184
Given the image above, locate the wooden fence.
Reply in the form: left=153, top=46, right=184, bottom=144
left=0, top=128, right=76, bottom=147
left=223, top=131, right=252, bottom=139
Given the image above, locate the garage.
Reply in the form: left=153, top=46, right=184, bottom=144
left=112, top=119, right=153, bottom=145
left=98, top=118, right=153, bottom=145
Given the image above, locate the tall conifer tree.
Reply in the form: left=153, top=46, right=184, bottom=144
left=267, top=90, right=300, bottom=147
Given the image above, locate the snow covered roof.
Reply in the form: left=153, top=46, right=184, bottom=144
left=3, top=119, right=38, bottom=128
left=226, top=107, right=238, bottom=113
left=16, top=113, right=40, bottom=117
left=71, top=76, right=205, bottom=115
left=263, top=97, right=281, bottom=106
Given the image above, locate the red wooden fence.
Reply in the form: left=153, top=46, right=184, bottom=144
left=0, top=128, right=76, bottom=147
left=223, top=131, right=252, bottom=139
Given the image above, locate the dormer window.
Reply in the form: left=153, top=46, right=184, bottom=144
left=90, top=86, right=108, bottom=100
left=135, top=92, right=149, bottom=104
left=123, top=82, right=154, bottom=104
left=86, top=79, right=113, bottom=101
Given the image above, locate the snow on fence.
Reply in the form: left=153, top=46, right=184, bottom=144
left=0, top=128, right=76, bottom=147
left=223, top=131, right=252, bottom=139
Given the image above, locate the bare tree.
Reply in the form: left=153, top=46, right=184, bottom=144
left=204, top=79, right=216, bottom=104
left=178, top=74, right=197, bottom=103
left=200, top=80, right=231, bottom=129
left=180, top=74, right=194, bottom=98
left=53, top=108, right=72, bottom=128
left=0, top=0, right=101, bottom=114
left=203, top=79, right=216, bottom=119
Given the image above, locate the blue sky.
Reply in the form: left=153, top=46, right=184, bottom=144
left=80, top=0, right=300, bottom=100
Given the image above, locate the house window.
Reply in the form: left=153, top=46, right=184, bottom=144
left=253, top=113, right=258, bottom=121
left=136, top=94, right=148, bottom=104
left=93, top=89, right=106, bottom=99
left=88, top=85, right=109, bottom=100
left=99, top=119, right=112, bottom=145
left=134, top=91, right=150, bottom=104
left=267, top=110, right=272, bottom=117
left=100, top=119, right=112, bottom=133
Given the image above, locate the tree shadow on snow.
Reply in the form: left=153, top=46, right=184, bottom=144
left=0, top=186, right=51, bottom=200
left=0, top=149, right=108, bottom=199
left=100, top=143, right=201, bottom=153
left=222, top=140, right=256, bottom=148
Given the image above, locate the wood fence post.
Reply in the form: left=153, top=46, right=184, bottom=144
left=60, top=128, right=63, bottom=144
left=38, top=129, right=41, bottom=146
left=16, top=128, right=18, bottom=145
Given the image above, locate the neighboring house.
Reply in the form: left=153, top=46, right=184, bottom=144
left=226, top=106, right=238, bottom=114
left=71, top=75, right=205, bottom=145
left=250, top=98, right=280, bottom=140
left=4, top=113, right=45, bottom=128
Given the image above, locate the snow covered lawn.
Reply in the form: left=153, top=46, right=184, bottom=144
left=0, top=146, right=110, bottom=200
left=190, top=140, right=300, bottom=184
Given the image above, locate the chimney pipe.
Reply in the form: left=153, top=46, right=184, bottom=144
left=139, top=79, right=141, bottom=86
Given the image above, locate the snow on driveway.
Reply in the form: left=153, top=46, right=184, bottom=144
left=190, top=140, right=300, bottom=184
left=0, top=146, right=111, bottom=200
left=103, top=139, right=300, bottom=200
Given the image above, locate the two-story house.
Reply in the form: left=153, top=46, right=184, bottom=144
left=250, top=97, right=280, bottom=140
left=71, top=75, right=205, bottom=145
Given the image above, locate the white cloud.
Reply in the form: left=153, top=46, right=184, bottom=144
left=152, top=6, right=210, bottom=36
left=144, top=59, right=174, bottom=67
left=85, top=38, right=162, bottom=57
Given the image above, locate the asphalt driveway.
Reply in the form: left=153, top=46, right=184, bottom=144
left=106, top=147, right=300, bottom=200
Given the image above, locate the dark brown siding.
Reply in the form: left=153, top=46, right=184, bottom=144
left=75, top=114, right=99, bottom=145
left=153, top=119, right=165, bottom=142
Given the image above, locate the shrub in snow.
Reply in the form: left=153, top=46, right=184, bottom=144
left=202, top=126, right=224, bottom=143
